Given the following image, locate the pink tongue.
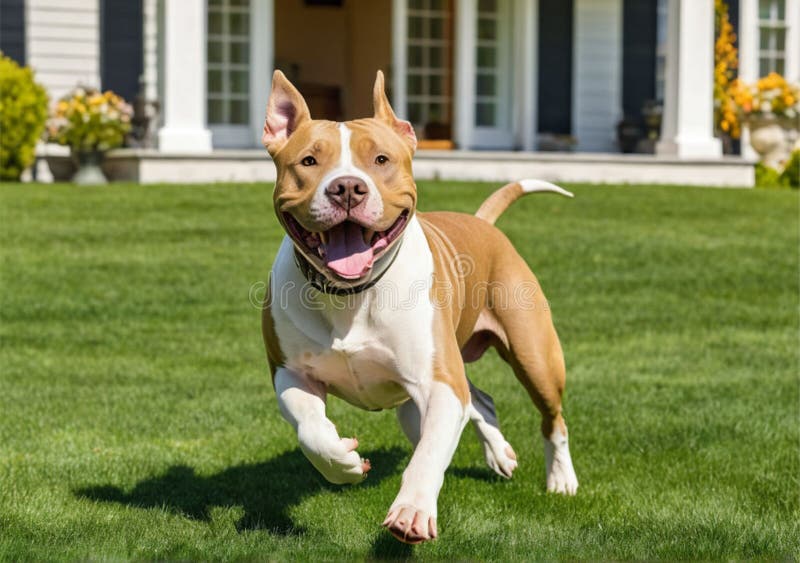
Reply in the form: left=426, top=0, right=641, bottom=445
left=324, top=222, right=374, bottom=279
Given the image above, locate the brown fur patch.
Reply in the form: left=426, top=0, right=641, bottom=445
left=419, top=211, right=567, bottom=430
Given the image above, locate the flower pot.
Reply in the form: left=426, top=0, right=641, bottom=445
left=44, top=155, right=76, bottom=182
left=746, top=116, right=800, bottom=170
left=71, top=151, right=108, bottom=185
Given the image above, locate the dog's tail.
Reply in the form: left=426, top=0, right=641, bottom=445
left=474, top=179, right=573, bottom=225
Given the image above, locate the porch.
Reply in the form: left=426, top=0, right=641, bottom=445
left=86, top=148, right=754, bottom=187
left=153, top=0, right=734, bottom=159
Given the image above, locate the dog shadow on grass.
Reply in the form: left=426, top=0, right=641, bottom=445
left=75, top=446, right=405, bottom=536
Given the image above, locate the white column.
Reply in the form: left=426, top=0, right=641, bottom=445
left=454, top=0, right=477, bottom=150
left=514, top=0, right=538, bottom=151
left=656, top=0, right=722, bottom=158
left=738, top=0, right=759, bottom=159
left=157, top=0, right=212, bottom=153
left=392, top=0, right=408, bottom=119
left=786, top=0, right=800, bottom=83
left=250, top=0, right=274, bottom=146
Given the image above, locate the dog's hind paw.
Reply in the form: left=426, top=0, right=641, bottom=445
left=483, top=441, right=518, bottom=479
left=544, top=433, right=578, bottom=495
left=546, top=460, right=578, bottom=495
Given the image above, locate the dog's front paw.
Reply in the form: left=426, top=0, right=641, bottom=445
left=382, top=504, right=437, bottom=544
left=302, top=436, right=371, bottom=485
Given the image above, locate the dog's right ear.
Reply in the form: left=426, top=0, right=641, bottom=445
left=262, top=70, right=311, bottom=155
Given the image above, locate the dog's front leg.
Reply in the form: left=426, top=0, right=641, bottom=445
left=274, top=367, right=370, bottom=484
left=383, top=380, right=469, bottom=544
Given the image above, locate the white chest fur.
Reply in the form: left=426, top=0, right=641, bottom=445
left=270, top=216, right=436, bottom=410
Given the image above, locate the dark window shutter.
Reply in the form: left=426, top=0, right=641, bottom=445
left=727, top=0, right=740, bottom=76
left=622, top=0, right=658, bottom=120
left=537, top=0, right=573, bottom=135
left=100, top=0, right=143, bottom=102
left=0, top=0, right=26, bottom=65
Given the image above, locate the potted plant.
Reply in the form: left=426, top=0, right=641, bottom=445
left=727, top=73, right=800, bottom=169
left=46, top=87, right=133, bottom=184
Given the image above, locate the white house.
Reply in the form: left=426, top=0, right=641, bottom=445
left=2, top=0, right=798, bottom=185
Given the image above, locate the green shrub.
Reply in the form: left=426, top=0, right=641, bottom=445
left=0, top=53, right=49, bottom=181
left=754, top=162, right=785, bottom=188
left=755, top=151, right=800, bottom=189
left=778, top=150, right=799, bottom=188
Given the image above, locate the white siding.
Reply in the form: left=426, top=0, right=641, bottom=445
left=572, top=0, right=623, bottom=152
left=25, top=0, right=100, bottom=102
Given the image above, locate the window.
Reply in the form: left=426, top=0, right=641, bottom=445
left=468, top=0, right=514, bottom=148
left=475, top=0, right=505, bottom=127
left=207, top=0, right=250, bottom=125
left=406, top=0, right=453, bottom=138
left=759, top=0, right=787, bottom=76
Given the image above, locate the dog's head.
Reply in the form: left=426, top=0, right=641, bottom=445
left=263, top=70, right=417, bottom=282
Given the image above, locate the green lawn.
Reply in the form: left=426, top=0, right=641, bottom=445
left=0, top=181, right=798, bottom=560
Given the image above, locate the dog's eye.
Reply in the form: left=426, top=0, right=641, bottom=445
left=301, top=156, right=317, bottom=166
left=375, top=154, right=389, bottom=165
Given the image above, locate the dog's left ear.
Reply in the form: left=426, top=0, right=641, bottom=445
left=373, top=70, right=417, bottom=153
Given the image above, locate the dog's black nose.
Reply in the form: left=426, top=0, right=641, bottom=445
left=325, top=176, right=367, bottom=210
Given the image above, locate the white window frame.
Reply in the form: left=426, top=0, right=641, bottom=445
left=207, top=0, right=251, bottom=146
left=471, top=0, right=514, bottom=149
left=758, top=0, right=788, bottom=76
left=206, top=0, right=271, bottom=149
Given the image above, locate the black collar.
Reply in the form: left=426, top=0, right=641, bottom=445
left=293, top=239, right=403, bottom=296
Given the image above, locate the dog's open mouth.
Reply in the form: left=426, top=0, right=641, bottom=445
left=284, top=210, right=409, bottom=280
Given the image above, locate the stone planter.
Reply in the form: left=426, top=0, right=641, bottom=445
left=44, top=154, right=76, bottom=182
left=746, top=115, right=800, bottom=169
left=47, top=151, right=109, bottom=184
left=71, top=151, right=108, bottom=185
left=45, top=151, right=121, bottom=182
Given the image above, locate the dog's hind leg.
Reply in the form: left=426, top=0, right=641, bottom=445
left=396, top=399, right=421, bottom=446
left=465, top=380, right=517, bottom=478
left=461, top=313, right=518, bottom=477
left=490, top=272, right=579, bottom=495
